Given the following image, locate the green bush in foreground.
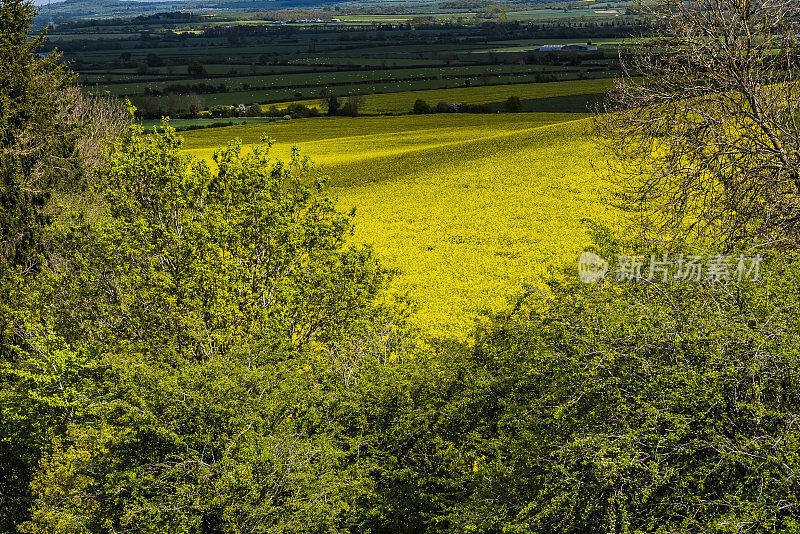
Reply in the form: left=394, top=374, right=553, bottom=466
left=4, top=127, right=800, bottom=533
left=390, top=246, right=800, bottom=533
left=1, top=123, right=409, bottom=533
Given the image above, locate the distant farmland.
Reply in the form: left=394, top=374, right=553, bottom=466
left=266, top=77, right=618, bottom=114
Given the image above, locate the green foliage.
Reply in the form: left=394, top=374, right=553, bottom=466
left=435, top=101, right=452, bottom=113
left=58, top=124, right=389, bottom=359
left=0, top=3, right=98, bottom=528
left=326, top=94, right=340, bottom=116
left=285, top=102, right=318, bottom=118
left=381, top=244, right=800, bottom=532
left=0, top=0, right=78, bottom=269
left=0, top=288, right=91, bottom=533
left=20, top=352, right=381, bottom=533
left=504, top=95, right=522, bottom=112
left=340, top=94, right=364, bottom=117
left=413, top=98, right=432, bottom=114
left=4, top=122, right=408, bottom=532
left=209, top=104, right=233, bottom=118
left=188, top=60, right=206, bottom=76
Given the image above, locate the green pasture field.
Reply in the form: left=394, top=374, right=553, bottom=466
left=123, top=71, right=609, bottom=108
left=180, top=112, right=618, bottom=338
left=290, top=58, right=448, bottom=67
left=100, top=64, right=576, bottom=96
left=137, top=117, right=276, bottom=129
left=266, top=77, right=618, bottom=114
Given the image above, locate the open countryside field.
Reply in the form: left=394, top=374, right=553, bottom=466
left=267, top=77, right=618, bottom=114
left=182, top=112, right=618, bottom=338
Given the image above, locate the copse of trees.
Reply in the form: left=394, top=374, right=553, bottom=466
left=411, top=98, right=493, bottom=114
left=320, top=94, right=364, bottom=117
left=339, top=93, right=364, bottom=116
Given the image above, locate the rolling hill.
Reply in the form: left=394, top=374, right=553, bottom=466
left=181, top=112, right=619, bottom=338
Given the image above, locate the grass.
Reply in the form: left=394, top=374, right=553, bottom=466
left=266, top=77, right=618, bottom=114
left=181, top=112, right=618, bottom=339
left=138, top=117, right=275, bottom=130
left=102, top=64, right=580, bottom=95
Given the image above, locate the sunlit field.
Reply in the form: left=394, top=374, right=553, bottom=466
left=182, top=112, right=618, bottom=338
left=265, top=77, right=617, bottom=114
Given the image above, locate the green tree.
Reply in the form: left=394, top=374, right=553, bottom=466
left=0, top=0, right=77, bottom=269
left=412, top=99, right=431, bottom=114
left=55, top=125, right=390, bottom=358
left=187, top=60, right=206, bottom=77
left=326, top=94, right=340, bottom=116
left=504, top=96, right=522, bottom=113
left=14, top=123, right=408, bottom=532
left=145, top=52, right=163, bottom=67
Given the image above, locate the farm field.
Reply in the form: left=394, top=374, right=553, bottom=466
left=48, top=5, right=630, bottom=337
left=100, top=65, right=589, bottom=95
left=181, top=112, right=618, bottom=338
left=138, top=117, right=275, bottom=129
left=267, top=77, right=618, bottom=114
left=51, top=14, right=631, bottom=118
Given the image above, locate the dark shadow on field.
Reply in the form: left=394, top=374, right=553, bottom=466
left=320, top=118, right=592, bottom=189
left=519, top=92, right=609, bottom=113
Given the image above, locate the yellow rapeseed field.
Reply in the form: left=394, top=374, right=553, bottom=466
left=182, top=113, right=618, bottom=339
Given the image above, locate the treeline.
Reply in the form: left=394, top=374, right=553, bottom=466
left=410, top=95, right=526, bottom=113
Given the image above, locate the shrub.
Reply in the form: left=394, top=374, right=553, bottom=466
left=412, top=99, right=431, bottom=114
left=376, top=232, right=800, bottom=533
left=187, top=60, right=206, bottom=76
left=286, top=102, right=311, bottom=117
left=504, top=96, right=522, bottom=112
left=435, top=101, right=451, bottom=113
left=209, top=105, right=233, bottom=118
